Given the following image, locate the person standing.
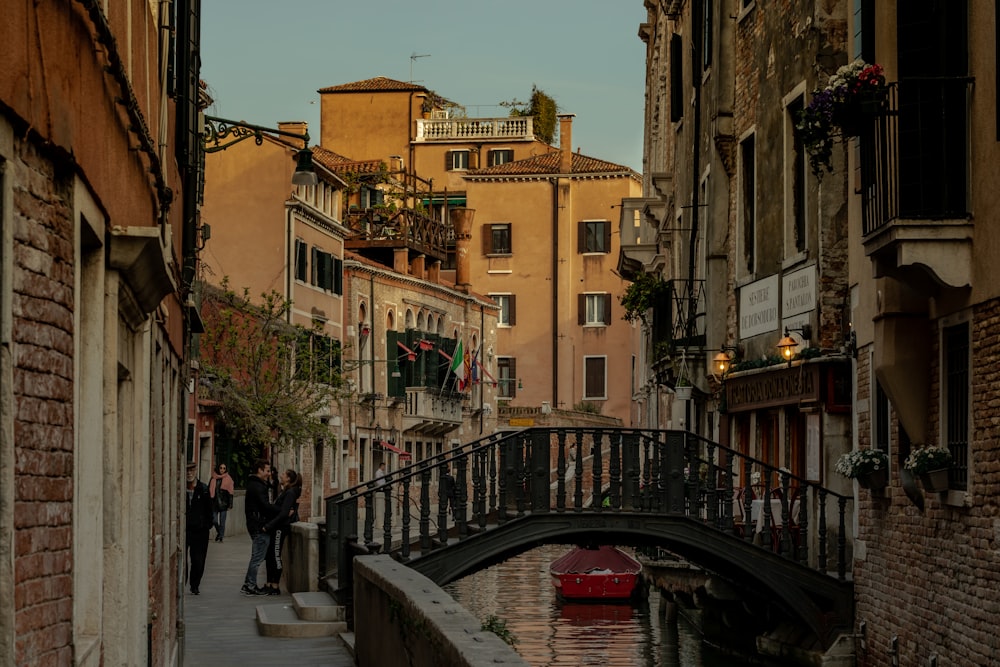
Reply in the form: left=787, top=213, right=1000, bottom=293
left=185, top=462, right=214, bottom=595
left=262, top=469, right=303, bottom=595
left=241, top=459, right=277, bottom=596
left=374, top=461, right=386, bottom=486
left=208, top=463, right=235, bottom=542
left=440, top=465, right=456, bottom=517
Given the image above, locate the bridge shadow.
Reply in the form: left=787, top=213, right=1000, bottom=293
left=325, top=428, right=855, bottom=650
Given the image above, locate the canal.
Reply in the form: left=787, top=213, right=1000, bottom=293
left=443, top=544, right=754, bottom=666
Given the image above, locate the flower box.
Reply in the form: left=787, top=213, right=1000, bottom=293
left=835, top=448, right=888, bottom=484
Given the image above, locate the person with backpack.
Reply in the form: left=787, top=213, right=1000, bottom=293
left=262, top=469, right=303, bottom=595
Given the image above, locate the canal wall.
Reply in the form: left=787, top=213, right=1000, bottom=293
left=353, top=555, right=528, bottom=667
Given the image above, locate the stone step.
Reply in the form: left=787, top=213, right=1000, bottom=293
left=255, top=602, right=346, bottom=638
left=292, top=591, right=345, bottom=622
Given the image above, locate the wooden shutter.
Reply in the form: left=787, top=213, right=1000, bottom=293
left=508, top=294, right=516, bottom=325
left=482, top=224, right=492, bottom=254
left=578, top=221, right=586, bottom=253
left=295, top=240, right=308, bottom=281
left=445, top=151, right=453, bottom=171
left=310, top=247, right=319, bottom=285
left=603, top=294, right=612, bottom=324
left=602, top=222, right=611, bottom=253
left=333, top=258, right=343, bottom=295
left=578, top=294, right=586, bottom=325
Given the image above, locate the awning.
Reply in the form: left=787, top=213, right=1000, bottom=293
left=420, top=197, right=466, bottom=206
left=378, top=440, right=412, bottom=460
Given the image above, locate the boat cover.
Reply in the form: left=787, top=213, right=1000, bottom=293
left=549, top=546, right=641, bottom=575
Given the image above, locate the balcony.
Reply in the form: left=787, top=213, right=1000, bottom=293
left=617, top=197, right=664, bottom=281
left=861, top=79, right=974, bottom=290
left=652, top=279, right=706, bottom=360
left=400, top=386, right=463, bottom=436
left=344, top=206, right=449, bottom=265
left=415, top=117, right=534, bottom=142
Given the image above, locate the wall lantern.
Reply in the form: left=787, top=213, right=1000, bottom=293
left=712, top=344, right=742, bottom=375
left=777, top=324, right=813, bottom=363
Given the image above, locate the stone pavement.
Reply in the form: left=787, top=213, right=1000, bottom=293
left=182, top=531, right=355, bottom=666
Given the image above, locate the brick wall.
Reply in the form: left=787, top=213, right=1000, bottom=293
left=11, top=137, right=75, bottom=665
left=855, top=301, right=1000, bottom=666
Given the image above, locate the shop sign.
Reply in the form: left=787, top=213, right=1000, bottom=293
left=509, top=417, right=534, bottom=427
left=725, top=364, right=820, bottom=412
left=739, top=274, right=780, bottom=338
left=782, top=265, right=817, bottom=318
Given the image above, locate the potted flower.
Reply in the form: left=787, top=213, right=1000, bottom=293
left=796, top=59, right=886, bottom=175
left=834, top=448, right=889, bottom=490
left=674, top=375, right=692, bottom=401
left=903, top=445, right=953, bottom=493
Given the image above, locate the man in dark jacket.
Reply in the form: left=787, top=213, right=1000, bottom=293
left=241, top=459, right=277, bottom=595
left=186, top=462, right=214, bottom=595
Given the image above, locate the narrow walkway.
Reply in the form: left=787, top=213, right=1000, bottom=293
left=182, top=532, right=354, bottom=666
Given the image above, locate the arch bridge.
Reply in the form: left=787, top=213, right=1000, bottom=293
left=323, top=428, right=855, bottom=649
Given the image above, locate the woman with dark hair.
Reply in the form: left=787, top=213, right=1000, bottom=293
left=262, top=469, right=302, bottom=595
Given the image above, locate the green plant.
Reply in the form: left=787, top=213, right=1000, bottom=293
left=903, top=445, right=953, bottom=474
left=500, top=85, right=558, bottom=144
left=835, top=448, right=888, bottom=479
left=620, top=272, right=669, bottom=325
left=481, top=614, right=518, bottom=646
left=573, top=401, right=601, bottom=414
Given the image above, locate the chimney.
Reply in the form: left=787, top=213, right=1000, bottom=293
left=393, top=248, right=409, bottom=274
left=411, top=254, right=426, bottom=280
left=427, top=259, right=441, bottom=284
left=277, top=121, right=308, bottom=149
left=449, top=208, right=475, bottom=292
left=558, top=113, right=575, bottom=174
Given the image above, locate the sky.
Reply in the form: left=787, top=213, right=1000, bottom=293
left=200, top=0, right=649, bottom=172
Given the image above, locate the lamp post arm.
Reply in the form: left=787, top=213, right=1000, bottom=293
left=202, top=115, right=311, bottom=153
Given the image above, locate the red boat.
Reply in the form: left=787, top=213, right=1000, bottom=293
left=549, top=546, right=642, bottom=601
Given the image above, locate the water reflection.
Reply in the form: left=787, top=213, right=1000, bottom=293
left=444, top=544, right=749, bottom=666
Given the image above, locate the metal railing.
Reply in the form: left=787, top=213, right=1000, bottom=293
left=323, top=428, right=853, bottom=596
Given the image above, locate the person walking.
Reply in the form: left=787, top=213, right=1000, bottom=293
left=262, top=469, right=303, bottom=595
left=208, top=463, right=235, bottom=542
left=241, top=459, right=277, bottom=596
left=440, top=464, right=456, bottom=517
left=185, top=462, right=214, bottom=595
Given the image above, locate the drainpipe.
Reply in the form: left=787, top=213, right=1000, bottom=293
left=551, top=178, right=560, bottom=406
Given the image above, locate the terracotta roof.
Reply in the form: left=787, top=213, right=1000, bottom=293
left=318, top=76, right=427, bottom=94
left=467, top=150, right=636, bottom=177
left=311, top=146, right=384, bottom=174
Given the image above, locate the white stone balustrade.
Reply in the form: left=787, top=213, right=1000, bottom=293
left=415, top=117, right=534, bottom=142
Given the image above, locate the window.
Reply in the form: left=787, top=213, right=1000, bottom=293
left=497, top=357, right=517, bottom=399
left=787, top=96, right=806, bottom=254
left=310, top=248, right=343, bottom=294
left=482, top=223, right=512, bottom=255
left=942, top=318, right=970, bottom=491
left=670, top=34, right=684, bottom=122
left=579, top=293, right=611, bottom=326
left=294, top=239, right=308, bottom=282
left=360, top=186, right=384, bottom=209
left=447, top=150, right=470, bottom=171
left=740, top=134, right=756, bottom=274
left=584, top=356, right=607, bottom=399
left=489, top=149, right=513, bottom=166
left=296, top=332, right=341, bottom=385
left=490, top=294, right=516, bottom=326
left=578, top=220, right=611, bottom=254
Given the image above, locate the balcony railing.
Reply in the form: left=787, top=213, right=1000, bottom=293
left=344, top=207, right=449, bottom=263
left=861, top=78, right=973, bottom=237
left=652, top=279, right=706, bottom=356
left=415, top=117, right=534, bottom=142
left=401, top=386, right=463, bottom=436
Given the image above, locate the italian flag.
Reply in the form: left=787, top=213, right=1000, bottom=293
left=450, top=340, right=465, bottom=384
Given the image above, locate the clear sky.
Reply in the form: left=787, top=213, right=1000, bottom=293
left=200, top=0, right=648, bottom=172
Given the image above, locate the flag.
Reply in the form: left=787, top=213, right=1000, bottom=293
left=449, top=340, right=465, bottom=384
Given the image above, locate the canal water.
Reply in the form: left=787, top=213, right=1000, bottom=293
left=444, top=544, right=753, bottom=666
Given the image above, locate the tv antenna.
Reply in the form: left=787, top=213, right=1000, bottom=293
left=410, top=52, right=430, bottom=82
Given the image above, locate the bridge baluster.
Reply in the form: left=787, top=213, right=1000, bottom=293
left=382, top=483, right=393, bottom=555
left=837, top=496, right=847, bottom=581
left=593, top=430, right=604, bottom=512
left=363, top=490, right=376, bottom=550
left=497, top=442, right=508, bottom=524
left=743, top=459, right=754, bottom=544
left=723, top=454, right=736, bottom=535
left=457, top=454, right=469, bottom=538
left=779, top=471, right=792, bottom=559
left=556, top=430, right=567, bottom=512
left=400, top=477, right=411, bottom=560
left=437, top=465, right=449, bottom=546
left=817, top=490, right=828, bottom=573
left=419, top=465, right=431, bottom=551
left=705, top=443, right=717, bottom=525
left=624, top=433, right=641, bottom=511
left=797, top=486, right=809, bottom=566
left=488, top=443, right=497, bottom=517
left=573, top=430, right=584, bottom=511
left=514, top=436, right=526, bottom=517
left=609, top=432, right=621, bottom=510
left=475, top=450, right=487, bottom=528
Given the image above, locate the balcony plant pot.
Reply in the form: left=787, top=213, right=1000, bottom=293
left=857, top=466, right=888, bottom=490
left=674, top=385, right=692, bottom=401
left=919, top=468, right=949, bottom=493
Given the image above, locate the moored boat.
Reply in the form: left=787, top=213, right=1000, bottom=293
left=549, top=545, right=642, bottom=601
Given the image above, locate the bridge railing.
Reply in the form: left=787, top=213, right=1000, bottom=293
left=322, top=428, right=853, bottom=597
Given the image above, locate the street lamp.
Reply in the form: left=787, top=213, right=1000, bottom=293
left=202, top=115, right=318, bottom=186
left=777, top=324, right=813, bottom=364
